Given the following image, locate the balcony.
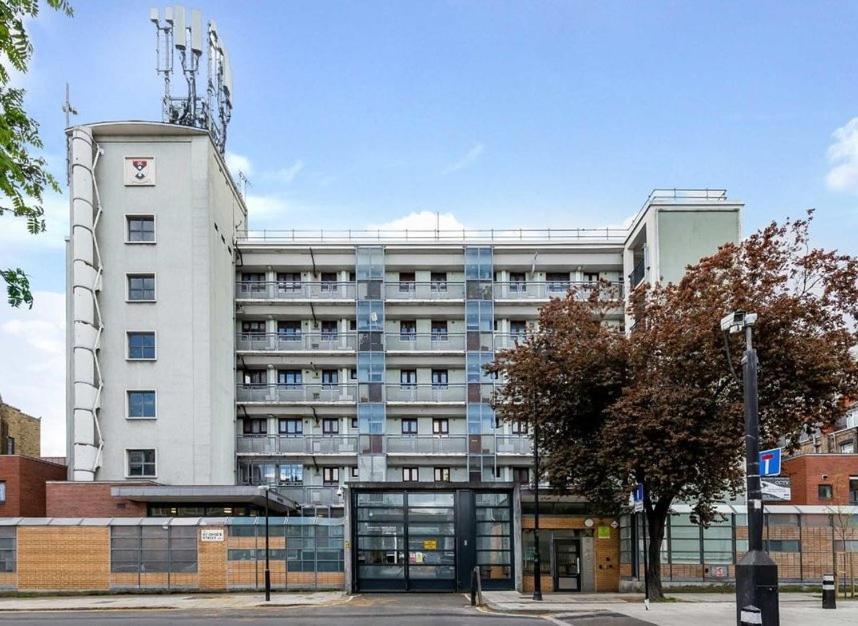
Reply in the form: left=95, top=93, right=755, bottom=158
left=630, top=258, right=646, bottom=287
left=235, top=281, right=356, bottom=300
left=384, top=333, right=466, bottom=352
left=385, top=435, right=468, bottom=455
left=493, top=435, right=533, bottom=455
left=236, top=435, right=358, bottom=455
left=385, top=282, right=465, bottom=300
left=236, top=332, right=357, bottom=352
left=277, top=485, right=344, bottom=506
left=236, top=383, right=357, bottom=404
left=384, top=384, right=466, bottom=403
left=493, top=281, right=624, bottom=301
left=493, top=333, right=528, bottom=350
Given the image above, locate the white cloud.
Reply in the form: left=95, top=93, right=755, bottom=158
left=443, top=142, right=485, bottom=174
left=0, top=191, right=68, bottom=250
left=370, top=211, right=467, bottom=231
left=269, top=160, right=305, bottom=184
left=0, top=290, right=66, bottom=456
left=225, top=151, right=253, bottom=177
left=245, top=194, right=289, bottom=220
left=826, top=117, right=858, bottom=192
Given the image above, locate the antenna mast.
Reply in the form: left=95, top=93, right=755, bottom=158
left=150, top=6, right=233, bottom=153
left=62, top=82, right=78, bottom=128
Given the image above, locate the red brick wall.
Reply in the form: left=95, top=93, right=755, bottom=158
left=0, top=456, right=66, bottom=517
left=45, top=482, right=151, bottom=517
left=783, top=455, right=858, bottom=505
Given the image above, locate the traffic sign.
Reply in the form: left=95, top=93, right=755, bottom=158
left=632, top=483, right=644, bottom=513
left=759, top=447, right=781, bottom=477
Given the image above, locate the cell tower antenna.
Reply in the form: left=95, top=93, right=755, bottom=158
left=238, top=170, right=250, bottom=199
left=150, top=6, right=234, bottom=153
left=62, top=82, right=78, bottom=127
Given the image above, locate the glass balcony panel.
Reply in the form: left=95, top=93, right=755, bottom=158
left=235, top=281, right=355, bottom=300
left=385, top=282, right=465, bottom=300
left=236, top=384, right=357, bottom=403
left=384, top=333, right=466, bottom=351
left=385, top=435, right=467, bottom=454
left=384, top=384, right=466, bottom=403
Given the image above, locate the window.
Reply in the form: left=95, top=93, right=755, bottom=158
left=432, top=418, right=449, bottom=435
left=430, top=320, right=448, bottom=340
left=400, top=369, right=417, bottom=388
left=431, top=369, right=448, bottom=387
left=0, top=481, right=5, bottom=504
left=841, top=440, right=855, bottom=454
left=546, top=272, right=569, bottom=293
left=243, top=418, right=267, bottom=435
left=349, top=319, right=357, bottom=331
left=351, top=417, right=359, bottom=429
left=834, top=540, right=858, bottom=552
left=127, top=449, right=156, bottom=477
left=279, top=418, right=303, bottom=435
left=511, top=420, right=528, bottom=435
left=4, top=439, right=12, bottom=455
left=241, top=321, right=265, bottom=336
left=277, top=272, right=301, bottom=293
left=243, top=370, right=266, bottom=385
left=818, top=484, right=834, bottom=500
left=321, top=320, right=338, bottom=339
left=278, top=369, right=302, bottom=387
left=849, top=477, right=858, bottom=505
left=509, top=272, right=526, bottom=292
left=513, top=467, right=530, bottom=484
left=763, top=539, right=800, bottom=553
left=127, top=390, right=156, bottom=418
left=400, top=320, right=417, bottom=340
left=126, top=215, right=155, bottom=242
left=323, top=467, right=340, bottom=485
left=110, top=526, right=196, bottom=573
left=320, top=272, right=338, bottom=292
left=401, top=418, right=418, bottom=435
left=510, top=320, right=527, bottom=338
left=399, top=272, right=416, bottom=292
left=279, top=464, right=303, bottom=484
left=322, top=418, right=340, bottom=434
left=127, top=274, right=155, bottom=301
left=0, top=526, right=13, bottom=573
left=430, top=271, right=448, bottom=293
left=277, top=320, right=302, bottom=341
left=127, top=332, right=156, bottom=360
left=434, top=467, right=451, bottom=482
left=351, top=466, right=359, bottom=478
left=321, top=369, right=339, bottom=388
left=584, top=272, right=599, bottom=284
left=402, top=467, right=419, bottom=482
left=350, top=368, right=357, bottom=380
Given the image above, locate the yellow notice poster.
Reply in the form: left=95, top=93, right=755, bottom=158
left=423, top=539, right=437, bottom=550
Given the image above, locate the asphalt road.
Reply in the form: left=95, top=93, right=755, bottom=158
left=0, top=593, right=656, bottom=626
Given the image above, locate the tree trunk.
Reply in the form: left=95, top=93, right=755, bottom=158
left=644, top=499, right=670, bottom=601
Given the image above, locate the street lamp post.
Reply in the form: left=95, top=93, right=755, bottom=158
left=532, top=415, right=543, bottom=601
left=722, top=312, right=779, bottom=626
left=259, top=485, right=271, bottom=602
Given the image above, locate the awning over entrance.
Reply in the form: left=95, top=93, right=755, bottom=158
left=110, top=485, right=297, bottom=514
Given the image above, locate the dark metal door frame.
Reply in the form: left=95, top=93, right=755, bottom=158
left=553, top=538, right=582, bottom=592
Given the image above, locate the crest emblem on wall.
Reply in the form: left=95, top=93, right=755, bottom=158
left=124, top=156, right=156, bottom=186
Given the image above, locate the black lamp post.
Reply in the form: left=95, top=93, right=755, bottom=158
left=531, top=417, right=543, bottom=601
left=260, top=484, right=271, bottom=602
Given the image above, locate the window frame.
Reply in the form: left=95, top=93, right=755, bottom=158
left=401, top=418, right=418, bottom=435
left=818, top=483, right=834, bottom=500
left=402, top=467, right=419, bottom=482
left=279, top=418, right=304, bottom=436
left=125, top=214, right=156, bottom=244
left=322, top=418, right=340, bottom=435
left=126, top=331, right=157, bottom=360
left=434, top=467, right=451, bottom=482
left=432, top=417, right=449, bottom=435
left=400, top=369, right=417, bottom=388
left=126, top=389, right=157, bottom=420
left=126, top=273, right=156, bottom=302
left=322, top=467, right=340, bottom=486
left=126, top=448, right=157, bottom=478
left=243, top=418, right=268, bottom=435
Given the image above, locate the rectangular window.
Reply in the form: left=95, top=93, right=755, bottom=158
left=277, top=272, right=301, bottom=292
left=402, top=467, right=419, bottom=482
left=818, top=484, right=834, bottom=500
left=513, top=467, right=529, bottom=483
left=321, top=320, right=339, bottom=339
left=279, top=464, right=303, bottom=484
left=840, top=440, right=855, bottom=454
left=243, top=370, right=267, bottom=385
left=584, top=272, right=599, bottom=283
left=430, top=320, right=448, bottom=340
left=0, top=481, right=5, bottom=504
left=320, top=272, right=338, bottom=292
left=400, top=320, right=417, bottom=340
left=322, top=418, right=340, bottom=434
left=126, top=215, right=155, bottom=243
left=127, top=449, right=156, bottom=477
left=546, top=272, right=569, bottom=293
left=241, top=321, right=266, bottom=335
left=323, top=467, right=340, bottom=485
left=351, top=417, right=359, bottom=429
left=279, top=418, right=303, bottom=435
left=110, top=526, right=196, bottom=573
left=127, top=390, right=156, bottom=418
left=0, top=527, right=14, bottom=573
left=763, top=539, right=801, bottom=553
left=431, top=272, right=447, bottom=292
left=510, top=320, right=527, bottom=338
left=351, top=466, right=359, bottom=478
left=431, top=369, right=448, bottom=387
left=400, top=369, right=417, bottom=388
left=434, top=467, right=451, bottom=482
left=243, top=418, right=267, bottom=435
left=127, top=274, right=155, bottom=301
left=277, top=320, right=302, bottom=340
left=433, top=418, right=449, bottom=435
left=321, top=369, right=339, bottom=387
left=399, top=272, right=416, bottom=292
left=511, top=420, right=528, bottom=435
left=4, top=438, right=12, bottom=455
left=401, top=418, right=418, bottom=435
left=278, top=369, right=302, bottom=387
left=509, top=272, right=526, bottom=292
left=850, top=477, right=858, bottom=505
left=127, top=331, right=156, bottom=360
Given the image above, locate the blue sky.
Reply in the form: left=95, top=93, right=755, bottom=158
left=2, top=1, right=858, bottom=454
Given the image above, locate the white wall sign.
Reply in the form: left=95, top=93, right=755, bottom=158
left=761, top=477, right=791, bottom=502
left=200, top=528, right=224, bottom=542
left=124, top=156, right=156, bottom=186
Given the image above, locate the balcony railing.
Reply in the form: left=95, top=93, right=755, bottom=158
left=236, top=332, right=357, bottom=352
left=277, top=485, right=344, bottom=506
left=385, top=282, right=465, bottom=300
left=236, top=384, right=357, bottom=403
left=235, top=281, right=356, bottom=300
left=384, top=384, right=467, bottom=403
left=384, top=333, right=466, bottom=352
left=493, top=281, right=624, bottom=300
left=236, top=435, right=359, bottom=455
left=493, top=333, right=528, bottom=350
left=386, top=435, right=468, bottom=455
left=630, top=259, right=646, bottom=287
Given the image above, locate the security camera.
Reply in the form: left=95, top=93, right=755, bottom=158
left=720, top=311, right=757, bottom=334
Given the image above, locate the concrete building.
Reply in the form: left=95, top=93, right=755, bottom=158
left=0, top=396, right=41, bottom=457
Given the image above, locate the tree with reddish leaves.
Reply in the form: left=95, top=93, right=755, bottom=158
left=490, top=213, right=858, bottom=599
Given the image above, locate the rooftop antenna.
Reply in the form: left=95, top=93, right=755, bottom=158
left=62, top=83, right=78, bottom=128
left=150, top=6, right=233, bottom=153
left=237, top=170, right=250, bottom=199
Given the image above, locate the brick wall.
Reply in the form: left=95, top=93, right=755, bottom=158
left=17, top=526, right=110, bottom=591
left=46, top=481, right=151, bottom=517
left=783, top=455, right=858, bottom=505
left=0, top=456, right=66, bottom=517
left=0, top=402, right=40, bottom=457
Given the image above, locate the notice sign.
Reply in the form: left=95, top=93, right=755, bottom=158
left=124, top=156, right=156, bottom=186
left=423, top=539, right=437, bottom=550
left=200, top=529, right=225, bottom=542
left=597, top=526, right=611, bottom=539
left=761, top=477, right=791, bottom=502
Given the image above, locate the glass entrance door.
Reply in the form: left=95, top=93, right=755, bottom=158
left=554, top=539, right=581, bottom=591
left=406, top=492, right=456, bottom=591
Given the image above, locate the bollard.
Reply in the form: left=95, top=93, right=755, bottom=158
left=822, top=574, right=836, bottom=609
left=739, top=605, right=762, bottom=626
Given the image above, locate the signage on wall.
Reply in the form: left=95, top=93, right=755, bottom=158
left=761, top=476, right=791, bottom=502
left=200, top=528, right=224, bottom=542
left=597, top=526, right=611, bottom=539
left=124, top=156, right=156, bottom=186
left=423, top=539, right=437, bottom=550
left=709, top=565, right=728, bottom=578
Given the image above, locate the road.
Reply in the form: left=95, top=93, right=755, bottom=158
left=0, top=593, right=655, bottom=626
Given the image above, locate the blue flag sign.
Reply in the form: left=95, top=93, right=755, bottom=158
left=759, top=447, right=781, bottom=477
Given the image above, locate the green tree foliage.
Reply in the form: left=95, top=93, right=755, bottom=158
left=490, top=213, right=858, bottom=599
left=0, top=0, right=72, bottom=307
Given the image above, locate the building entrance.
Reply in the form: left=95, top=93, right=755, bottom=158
left=554, top=538, right=582, bottom=591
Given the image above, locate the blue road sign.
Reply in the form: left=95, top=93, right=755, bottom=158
left=759, top=447, right=781, bottom=477
left=632, top=483, right=644, bottom=512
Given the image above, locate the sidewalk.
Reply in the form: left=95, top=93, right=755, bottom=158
left=481, top=591, right=858, bottom=625
left=0, top=591, right=348, bottom=612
